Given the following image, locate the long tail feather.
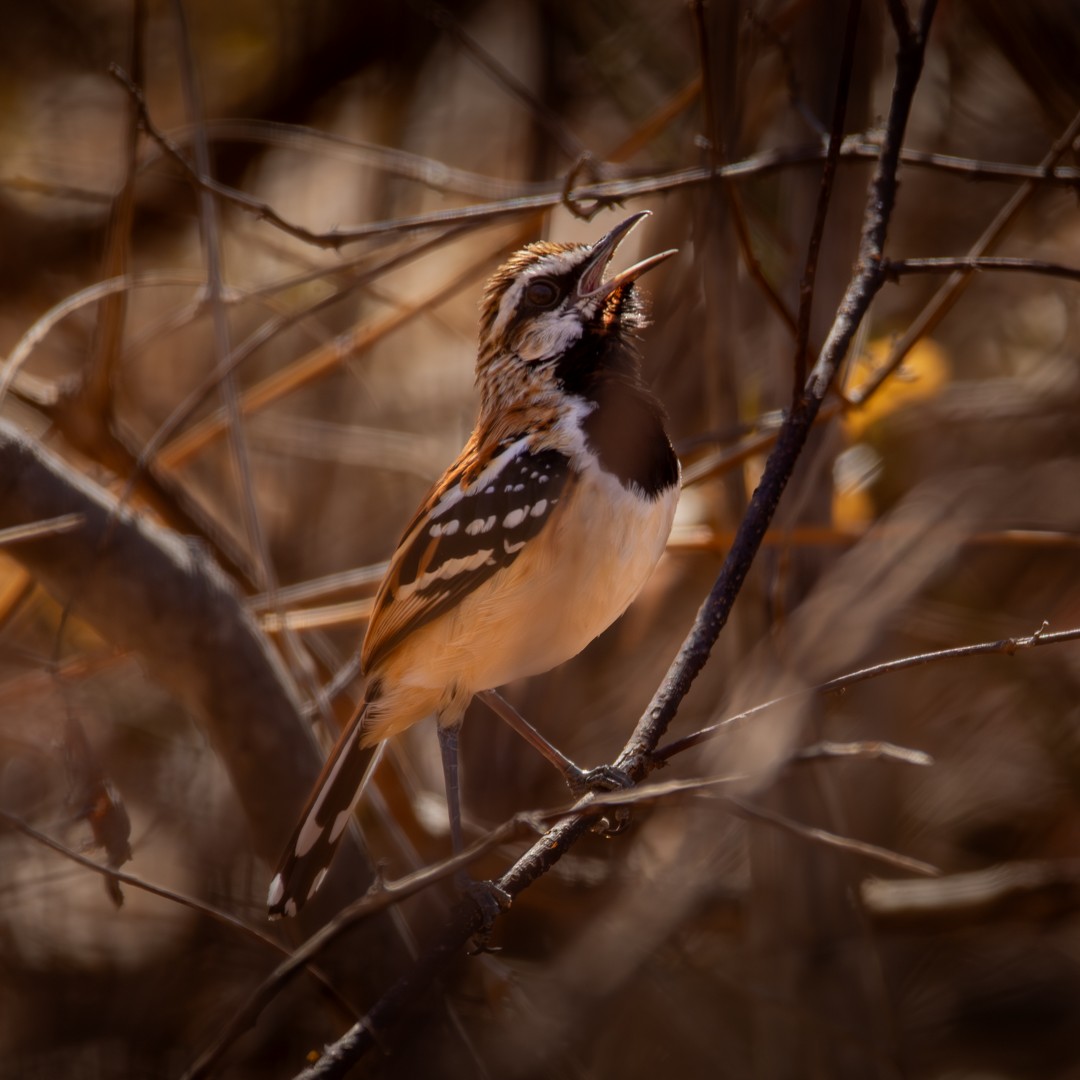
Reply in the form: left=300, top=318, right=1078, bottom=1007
left=267, top=702, right=376, bottom=919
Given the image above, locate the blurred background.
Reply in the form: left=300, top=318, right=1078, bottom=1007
left=1, top=0, right=1080, bottom=1077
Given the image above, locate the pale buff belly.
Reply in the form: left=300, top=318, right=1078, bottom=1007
left=376, top=468, right=679, bottom=719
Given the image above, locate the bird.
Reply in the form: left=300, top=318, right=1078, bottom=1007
left=268, top=211, right=680, bottom=919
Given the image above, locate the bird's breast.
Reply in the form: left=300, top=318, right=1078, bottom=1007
left=384, top=459, right=679, bottom=697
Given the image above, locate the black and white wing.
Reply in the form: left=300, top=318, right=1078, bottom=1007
left=361, top=436, right=573, bottom=673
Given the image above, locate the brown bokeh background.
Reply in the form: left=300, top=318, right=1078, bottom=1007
left=1, top=1, right=1080, bottom=1077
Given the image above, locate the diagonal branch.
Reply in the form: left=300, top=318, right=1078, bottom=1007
left=0, top=420, right=398, bottom=956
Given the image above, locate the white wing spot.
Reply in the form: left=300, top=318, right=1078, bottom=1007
left=538, top=475, right=550, bottom=484
left=485, top=485, right=495, bottom=494
left=431, top=518, right=459, bottom=537
left=267, top=874, right=285, bottom=908
left=503, top=507, right=528, bottom=529
left=504, top=538, right=527, bottom=554
left=513, top=483, right=525, bottom=492
left=284, top=898, right=297, bottom=918
left=530, top=499, right=547, bottom=517
left=307, top=868, right=329, bottom=901
left=330, top=808, right=352, bottom=843
left=466, top=515, right=496, bottom=536
left=295, top=815, right=324, bottom=859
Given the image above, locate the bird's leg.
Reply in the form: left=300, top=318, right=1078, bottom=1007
left=436, top=718, right=510, bottom=938
left=436, top=719, right=466, bottom=862
left=476, top=689, right=633, bottom=832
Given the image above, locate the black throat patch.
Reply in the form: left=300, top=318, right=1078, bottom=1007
left=554, top=328, right=678, bottom=499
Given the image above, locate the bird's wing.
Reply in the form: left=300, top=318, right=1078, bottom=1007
left=361, top=435, right=574, bottom=673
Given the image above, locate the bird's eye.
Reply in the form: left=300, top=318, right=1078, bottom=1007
left=524, top=279, right=560, bottom=308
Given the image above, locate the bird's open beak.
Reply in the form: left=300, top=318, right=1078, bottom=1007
left=575, top=211, right=677, bottom=302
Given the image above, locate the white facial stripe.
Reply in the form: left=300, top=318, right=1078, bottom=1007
left=490, top=251, right=589, bottom=341
left=513, top=311, right=583, bottom=363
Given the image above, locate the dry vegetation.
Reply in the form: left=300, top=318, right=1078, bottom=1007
left=1, top=1, right=1080, bottom=1077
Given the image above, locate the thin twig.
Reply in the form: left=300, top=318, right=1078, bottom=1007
left=790, top=740, right=934, bottom=766
left=850, top=103, right=1080, bottom=406
left=885, top=256, right=1080, bottom=282
left=420, top=0, right=587, bottom=162
left=0, top=514, right=85, bottom=546
left=655, top=623, right=1080, bottom=761
left=725, top=795, right=940, bottom=877
left=793, top=0, right=862, bottom=393
left=0, top=808, right=358, bottom=1018
left=182, top=813, right=537, bottom=1080
left=98, top=75, right=1080, bottom=252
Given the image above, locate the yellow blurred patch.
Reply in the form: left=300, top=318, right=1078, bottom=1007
left=841, top=337, right=950, bottom=439
left=832, top=337, right=950, bottom=529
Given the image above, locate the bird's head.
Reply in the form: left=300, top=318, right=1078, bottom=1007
left=476, top=212, right=676, bottom=412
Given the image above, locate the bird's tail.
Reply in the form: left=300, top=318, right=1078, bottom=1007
left=267, top=700, right=377, bottom=919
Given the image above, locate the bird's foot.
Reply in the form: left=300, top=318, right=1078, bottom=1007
left=459, top=876, right=511, bottom=954
left=565, top=763, right=634, bottom=836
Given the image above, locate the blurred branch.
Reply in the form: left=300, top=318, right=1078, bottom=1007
left=0, top=420, right=380, bottom=929
left=99, top=67, right=1080, bottom=250
left=0, top=269, right=264, bottom=585
left=668, top=524, right=1080, bottom=553
left=850, top=104, right=1080, bottom=406
left=655, top=622, right=1080, bottom=762
left=0, top=806, right=356, bottom=1012
left=0, top=514, right=84, bottom=546
left=122, top=231, right=466, bottom=483
left=170, top=0, right=266, bottom=586
left=195, top=756, right=937, bottom=1078
left=885, top=255, right=1080, bottom=282
left=155, top=237, right=497, bottom=471
left=694, top=0, right=805, bottom=350
left=286, top=9, right=941, bottom=1078
left=183, top=812, right=538, bottom=1080
left=748, top=7, right=828, bottom=137
left=85, top=0, right=143, bottom=413
left=862, top=859, right=1080, bottom=930
left=725, top=795, right=940, bottom=877
left=420, top=0, right=587, bottom=161
left=790, top=739, right=934, bottom=766
left=793, top=0, right=862, bottom=392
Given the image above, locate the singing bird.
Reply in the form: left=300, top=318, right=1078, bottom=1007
left=269, top=212, right=680, bottom=918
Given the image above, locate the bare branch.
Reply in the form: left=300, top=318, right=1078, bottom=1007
left=851, top=102, right=1080, bottom=406
left=655, top=623, right=1080, bottom=762
left=885, top=255, right=1080, bottom=282
left=725, top=795, right=940, bottom=877
left=0, top=420, right=387, bottom=939
left=863, top=860, right=1080, bottom=930
left=793, top=0, right=862, bottom=392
